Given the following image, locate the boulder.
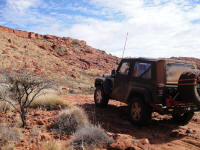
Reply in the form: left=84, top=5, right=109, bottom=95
left=0, top=25, right=14, bottom=33
left=35, top=33, right=43, bottom=39
left=28, top=32, right=36, bottom=39
left=14, top=30, right=29, bottom=38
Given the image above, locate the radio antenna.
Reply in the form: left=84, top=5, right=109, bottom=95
left=122, top=32, right=128, bottom=58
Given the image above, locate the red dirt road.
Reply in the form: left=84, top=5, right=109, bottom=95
left=66, top=95, right=200, bottom=150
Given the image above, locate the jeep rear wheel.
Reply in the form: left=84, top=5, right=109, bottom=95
left=129, top=98, right=152, bottom=125
left=172, top=112, right=194, bottom=125
left=94, top=87, right=109, bottom=107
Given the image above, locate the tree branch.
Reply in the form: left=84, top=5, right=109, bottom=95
left=0, top=98, right=17, bottom=110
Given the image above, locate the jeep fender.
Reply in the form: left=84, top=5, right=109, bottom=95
left=95, top=78, right=113, bottom=96
left=127, top=87, right=152, bottom=104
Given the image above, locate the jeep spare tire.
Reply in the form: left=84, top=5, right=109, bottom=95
left=178, top=71, right=200, bottom=104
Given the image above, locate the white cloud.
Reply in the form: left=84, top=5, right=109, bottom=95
left=6, top=0, right=41, bottom=14
left=64, top=0, right=200, bottom=58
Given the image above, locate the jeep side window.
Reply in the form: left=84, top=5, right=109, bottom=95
left=118, top=62, right=130, bottom=75
left=133, top=62, right=152, bottom=79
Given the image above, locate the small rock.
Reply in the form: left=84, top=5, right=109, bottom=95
left=20, top=140, right=24, bottom=143
left=54, top=134, right=60, bottom=139
left=33, top=112, right=40, bottom=116
left=25, top=126, right=31, bottom=130
left=41, top=134, right=51, bottom=141
left=29, top=32, right=36, bottom=39
left=37, top=120, right=44, bottom=125
left=140, top=138, right=150, bottom=145
left=71, top=73, right=77, bottom=78
left=186, top=128, right=193, bottom=134
left=16, top=143, right=24, bottom=147
left=170, top=131, right=179, bottom=137
left=109, top=136, right=136, bottom=150
left=193, top=118, right=198, bottom=122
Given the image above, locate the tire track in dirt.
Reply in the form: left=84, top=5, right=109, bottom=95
left=64, top=95, right=200, bottom=150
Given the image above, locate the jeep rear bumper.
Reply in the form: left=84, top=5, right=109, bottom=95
left=153, top=104, right=200, bottom=114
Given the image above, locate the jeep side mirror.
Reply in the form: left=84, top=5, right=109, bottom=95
left=111, top=69, right=116, bottom=76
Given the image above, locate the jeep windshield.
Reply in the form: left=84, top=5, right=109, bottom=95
left=166, top=63, right=195, bottom=83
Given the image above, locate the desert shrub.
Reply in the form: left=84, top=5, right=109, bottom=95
left=41, top=140, right=61, bottom=150
left=0, top=71, right=54, bottom=127
left=30, top=94, right=72, bottom=109
left=54, top=106, right=89, bottom=134
left=1, top=143, right=15, bottom=150
left=86, top=69, right=103, bottom=77
left=70, top=125, right=114, bottom=149
left=30, top=126, right=41, bottom=137
left=72, top=39, right=80, bottom=45
left=13, top=114, right=23, bottom=127
left=56, top=46, right=67, bottom=56
left=0, top=122, right=22, bottom=146
left=0, top=101, right=12, bottom=112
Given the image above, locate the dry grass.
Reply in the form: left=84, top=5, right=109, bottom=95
left=86, top=69, right=103, bottom=77
left=30, top=94, right=72, bottom=109
left=41, top=140, right=61, bottom=150
left=70, top=125, right=113, bottom=149
left=30, top=126, right=41, bottom=137
left=0, top=101, right=13, bottom=112
left=0, top=122, right=22, bottom=146
left=1, top=143, right=15, bottom=150
left=54, top=106, right=89, bottom=134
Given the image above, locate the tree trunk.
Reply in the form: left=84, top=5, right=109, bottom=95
left=20, top=109, right=26, bottom=127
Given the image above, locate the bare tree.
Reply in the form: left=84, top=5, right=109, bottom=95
left=0, top=71, right=53, bottom=127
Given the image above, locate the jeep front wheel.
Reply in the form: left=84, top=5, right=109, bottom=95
left=129, top=98, right=152, bottom=125
left=94, top=87, right=109, bottom=107
left=172, top=112, right=194, bottom=125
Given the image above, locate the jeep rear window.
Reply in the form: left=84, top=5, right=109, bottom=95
left=133, top=62, right=152, bottom=79
left=166, top=63, right=195, bottom=83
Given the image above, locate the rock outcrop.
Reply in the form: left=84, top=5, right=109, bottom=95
left=0, top=25, right=119, bottom=93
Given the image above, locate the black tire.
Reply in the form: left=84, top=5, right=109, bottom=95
left=94, top=86, right=109, bottom=107
left=129, top=97, right=152, bottom=125
left=172, top=112, right=194, bottom=125
left=178, top=71, right=200, bottom=104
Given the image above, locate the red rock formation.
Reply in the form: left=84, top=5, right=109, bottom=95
left=0, top=25, right=14, bottom=33
left=14, top=30, right=29, bottom=38
left=28, top=32, right=36, bottom=39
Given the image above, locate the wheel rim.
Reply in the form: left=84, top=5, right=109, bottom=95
left=95, top=89, right=102, bottom=103
left=131, top=102, right=141, bottom=121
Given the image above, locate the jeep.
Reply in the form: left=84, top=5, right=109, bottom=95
left=94, top=58, right=200, bottom=125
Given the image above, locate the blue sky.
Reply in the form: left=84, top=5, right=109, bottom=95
left=0, top=0, right=200, bottom=58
